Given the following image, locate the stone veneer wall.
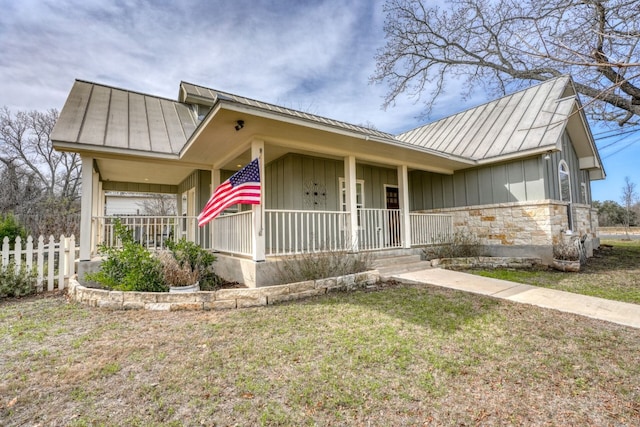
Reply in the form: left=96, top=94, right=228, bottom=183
left=68, top=271, right=379, bottom=311
left=419, top=200, right=599, bottom=262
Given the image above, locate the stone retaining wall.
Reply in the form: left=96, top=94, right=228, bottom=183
left=67, top=271, right=380, bottom=311
left=430, top=256, right=543, bottom=269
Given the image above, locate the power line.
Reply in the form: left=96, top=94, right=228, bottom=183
left=602, top=138, right=639, bottom=159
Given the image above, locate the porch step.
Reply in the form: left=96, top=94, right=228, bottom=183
left=373, top=254, right=432, bottom=279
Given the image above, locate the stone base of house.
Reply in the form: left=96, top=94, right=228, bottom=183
left=419, top=199, right=599, bottom=264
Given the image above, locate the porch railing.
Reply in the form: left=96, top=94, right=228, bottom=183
left=265, top=210, right=350, bottom=255
left=212, top=211, right=253, bottom=256
left=410, top=213, right=453, bottom=245
left=92, top=211, right=454, bottom=258
left=358, top=208, right=403, bottom=251
left=93, top=216, right=209, bottom=250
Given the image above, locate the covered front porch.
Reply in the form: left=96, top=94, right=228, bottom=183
left=67, top=81, right=469, bottom=286
left=92, top=208, right=453, bottom=257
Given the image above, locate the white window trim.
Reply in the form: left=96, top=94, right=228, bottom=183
left=558, top=160, right=572, bottom=203
left=339, top=178, right=365, bottom=211
left=383, top=184, right=399, bottom=209
left=339, top=178, right=365, bottom=230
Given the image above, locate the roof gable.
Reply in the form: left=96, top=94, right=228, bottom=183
left=395, top=77, right=576, bottom=161
left=179, top=81, right=395, bottom=141
left=51, top=80, right=198, bottom=155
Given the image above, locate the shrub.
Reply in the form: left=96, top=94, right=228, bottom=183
left=165, top=238, right=223, bottom=290
left=422, top=231, right=482, bottom=260
left=275, top=248, right=372, bottom=284
left=157, top=250, right=199, bottom=287
left=0, top=213, right=27, bottom=249
left=0, top=262, right=37, bottom=298
left=85, top=221, right=166, bottom=292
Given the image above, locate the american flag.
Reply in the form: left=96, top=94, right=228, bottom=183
left=197, top=158, right=261, bottom=227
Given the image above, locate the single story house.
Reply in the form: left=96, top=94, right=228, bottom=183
left=51, top=75, right=604, bottom=287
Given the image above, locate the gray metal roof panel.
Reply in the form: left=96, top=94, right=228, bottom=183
left=180, top=81, right=396, bottom=140
left=52, top=80, right=195, bottom=155
left=395, top=76, right=574, bottom=161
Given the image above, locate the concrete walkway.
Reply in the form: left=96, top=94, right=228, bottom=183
left=392, top=268, right=640, bottom=329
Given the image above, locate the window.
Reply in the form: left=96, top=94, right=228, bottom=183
left=580, top=182, right=588, bottom=204
left=558, top=161, right=571, bottom=203
left=339, top=178, right=364, bottom=211
left=339, top=178, right=364, bottom=228
left=558, top=160, right=573, bottom=230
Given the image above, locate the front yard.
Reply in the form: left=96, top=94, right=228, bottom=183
left=1, top=269, right=639, bottom=425
left=470, top=239, right=640, bottom=304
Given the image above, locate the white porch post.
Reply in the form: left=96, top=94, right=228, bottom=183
left=79, top=156, right=94, bottom=261
left=96, top=181, right=104, bottom=249
left=252, top=140, right=266, bottom=261
left=210, top=168, right=221, bottom=250
left=398, top=164, right=411, bottom=248
left=345, top=155, right=359, bottom=251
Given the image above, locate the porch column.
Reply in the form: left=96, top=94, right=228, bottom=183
left=252, top=140, right=266, bottom=261
left=398, top=164, right=411, bottom=249
left=79, top=156, right=94, bottom=261
left=96, top=181, right=105, bottom=249
left=209, top=168, right=221, bottom=250
left=344, top=155, right=359, bottom=251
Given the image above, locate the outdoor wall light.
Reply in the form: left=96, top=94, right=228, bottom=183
left=543, top=150, right=552, bottom=160
left=235, top=120, right=245, bottom=131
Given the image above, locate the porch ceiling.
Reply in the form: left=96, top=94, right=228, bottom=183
left=96, top=157, right=197, bottom=185
left=180, top=103, right=473, bottom=174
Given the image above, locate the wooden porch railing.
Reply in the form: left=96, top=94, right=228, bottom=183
left=93, top=216, right=210, bottom=251
left=212, top=211, right=253, bottom=256
left=265, top=210, right=350, bottom=255
left=409, top=213, right=453, bottom=245
left=92, top=211, right=454, bottom=259
left=358, top=208, right=403, bottom=251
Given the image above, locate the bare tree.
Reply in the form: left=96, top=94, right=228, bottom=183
left=0, top=107, right=82, bottom=236
left=137, top=194, right=177, bottom=216
left=621, top=176, right=638, bottom=238
left=0, top=107, right=81, bottom=199
left=373, top=0, right=640, bottom=126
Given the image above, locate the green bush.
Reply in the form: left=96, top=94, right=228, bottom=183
left=165, top=238, right=223, bottom=290
left=0, top=262, right=37, bottom=298
left=85, top=221, right=166, bottom=292
left=0, top=213, right=27, bottom=249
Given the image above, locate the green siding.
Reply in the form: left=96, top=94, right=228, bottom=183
left=410, top=156, right=549, bottom=209
left=265, top=153, right=398, bottom=211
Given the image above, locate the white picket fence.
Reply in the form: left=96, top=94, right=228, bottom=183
left=1, top=235, right=78, bottom=292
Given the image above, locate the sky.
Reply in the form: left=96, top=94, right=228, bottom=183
left=0, top=0, right=638, bottom=202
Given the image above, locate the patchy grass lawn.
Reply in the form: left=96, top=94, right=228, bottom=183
left=471, top=239, right=640, bottom=304
left=1, top=283, right=639, bottom=426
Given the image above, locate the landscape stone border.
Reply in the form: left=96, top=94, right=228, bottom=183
left=67, top=271, right=380, bottom=311
left=430, top=256, right=543, bottom=269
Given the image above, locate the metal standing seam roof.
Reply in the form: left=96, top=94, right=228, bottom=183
left=52, top=76, right=584, bottom=166
left=51, top=80, right=199, bottom=155
left=395, top=76, right=576, bottom=161
left=179, top=81, right=397, bottom=140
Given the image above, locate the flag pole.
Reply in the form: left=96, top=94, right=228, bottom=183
left=259, top=147, right=264, bottom=236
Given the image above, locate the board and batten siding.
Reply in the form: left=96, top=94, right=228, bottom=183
left=264, top=153, right=398, bottom=211
left=545, top=133, right=592, bottom=204
left=409, top=156, right=546, bottom=210
left=178, top=169, right=213, bottom=212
